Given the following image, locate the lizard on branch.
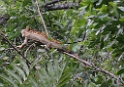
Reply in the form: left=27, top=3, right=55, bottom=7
left=17, top=26, right=74, bottom=55
left=16, top=27, right=124, bottom=83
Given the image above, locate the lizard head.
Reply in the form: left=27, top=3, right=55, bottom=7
left=21, top=29, right=26, bottom=37
left=21, top=26, right=31, bottom=37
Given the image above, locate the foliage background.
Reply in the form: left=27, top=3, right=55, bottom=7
left=0, top=0, right=124, bottom=87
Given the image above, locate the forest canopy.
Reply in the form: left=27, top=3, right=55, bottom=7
left=0, top=0, right=124, bottom=87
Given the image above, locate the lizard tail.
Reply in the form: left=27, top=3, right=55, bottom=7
left=68, top=51, right=79, bottom=58
left=57, top=48, right=79, bottom=58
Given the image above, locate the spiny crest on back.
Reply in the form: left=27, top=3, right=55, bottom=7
left=51, top=38, right=62, bottom=44
left=25, top=26, right=62, bottom=44
left=25, top=26, right=48, bottom=39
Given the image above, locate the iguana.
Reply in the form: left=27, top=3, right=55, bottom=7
left=17, top=26, right=71, bottom=53
left=17, top=26, right=93, bottom=66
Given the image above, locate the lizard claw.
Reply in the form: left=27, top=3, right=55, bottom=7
left=16, top=45, right=22, bottom=49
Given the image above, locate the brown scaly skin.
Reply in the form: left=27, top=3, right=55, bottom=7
left=17, top=26, right=79, bottom=57
left=17, top=26, right=68, bottom=51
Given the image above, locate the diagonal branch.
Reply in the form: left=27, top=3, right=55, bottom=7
left=44, top=2, right=79, bottom=11
left=0, top=32, right=31, bottom=67
left=34, top=0, right=49, bottom=37
left=63, top=52, right=124, bottom=85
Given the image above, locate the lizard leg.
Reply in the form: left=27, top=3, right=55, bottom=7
left=16, top=37, right=28, bottom=48
left=45, top=42, right=52, bottom=50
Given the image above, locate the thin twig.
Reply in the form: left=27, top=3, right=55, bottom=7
left=0, top=48, right=14, bottom=51
left=35, top=0, right=49, bottom=37
left=24, top=43, right=35, bottom=57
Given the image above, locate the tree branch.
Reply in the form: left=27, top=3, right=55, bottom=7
left=34, top=0, right=49, bottom=37
left=42, top=0, right=65, bottom=7
left=0, top=32, right=31, bottom=67
left=63, top=52, right=124, bottom=85
left=44, top=2, right=79, bottom=11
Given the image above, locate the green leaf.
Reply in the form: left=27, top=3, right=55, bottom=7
left=0, top=47, right=5, bottom=51
left=22, top=0, right=31, bottom=7
left=118, top=6, right=124, bottom=12
left=0, top=74, right=18, bottom=87
left=6, top=69, right=22, bottom=84
left=119, top=17, right=124, bottom=22
left=29, top=77, right=38, bottom=87
left=117, top=68, right=124, bottom=75
left=13, top=64, right=27, bottom=81
left=20, top=59, right=29, bottom=76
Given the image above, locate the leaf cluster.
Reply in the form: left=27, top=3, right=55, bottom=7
left=0, top=0, right=124, bottom=87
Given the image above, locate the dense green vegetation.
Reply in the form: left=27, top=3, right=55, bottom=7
left=0, top=0, right=124, bottom=87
